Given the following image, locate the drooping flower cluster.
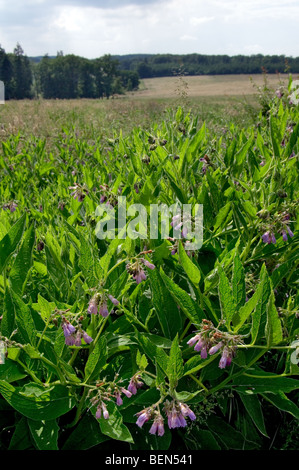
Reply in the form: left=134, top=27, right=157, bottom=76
left=187, top=319, right=242, bottom=369
left=89, top=373, right=137, bottom=420
left=69, top=183, right=89, bottom=202
left=61, top=318, right=93, bottom=346
left=87, top=291, right=119, bottom=317
left=259, top=210, right=295, bottom=245
left=127, top=373, right=144, bottom=395
left=135, top=399, right=196, bottom=437
left=2, top=201, right=18, bottom=212
left=126, top=257, right=155, bottom=284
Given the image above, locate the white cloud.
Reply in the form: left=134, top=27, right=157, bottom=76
left=190, top=16, right=215, bottom=26
left=0, top=0, right=298, bottom=57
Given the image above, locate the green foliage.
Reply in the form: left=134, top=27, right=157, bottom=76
left=0, top=79, right=298, bottom=451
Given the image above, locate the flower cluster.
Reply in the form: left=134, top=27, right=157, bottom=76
left=61, top=318, right=93, bottom=346
left=98, top=183, right=118, bottom=206
left=260, top=210, right=295, bottom=245
left=187, top=319, right=242, bottom=369
left=90, top=373, right=140, bottom=420
left=2, top=201, right=18, bottom=212
left=69, top=183, right=89, bottom=202
left=126, top=257, right=155, bottom=284
left=88, top=291, right=119, bottom=317
left=135, top=399, right=196, bottom=437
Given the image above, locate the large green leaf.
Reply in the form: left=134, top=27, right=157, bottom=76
left=160, top=267, right=203, bottom=326
left=178, top=241, right=201, bottom=285
left=148, top=266, right=182, bottom=339
left=84, top=336, right=107, bottom=383
left=0, top=381, right=75, bottom=420
left=166, top=334, right=184, bottom=389
left=9, top=224, right=35, bottom=296
left=0, top=213, right=26, bottom=274
left=218, top=268, right=236, bottom=327
left=28, top=419, right=59, bottom=450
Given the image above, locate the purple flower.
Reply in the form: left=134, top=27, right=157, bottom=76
left=219, top=347, right=233, bottom=369
left=208, top=341, right=223, bottom=355
left=282, top=230, right=288, bottom=242
left=128, top=375, right=143, bottom=395
left=287, top=226, right=294, bottom=238
left=262, top=231, right=276, bottom=244
left=62, top=321, right=76, bottom=337
left=115, top=392, right=123, bottom=406
left=120, top=387, right=132, bottom=399
left=74, top=331, right=82, bottom=346
left=133, top=269, right=147, bottom=284
left=88, top=298, right=98, bottom=315
left=99, top=302, right=109, bottom=318
left=102, top=403, right=109, bottom=420
left=108, top=294, right=119, bottom=306
left=136, top=409, right=151, bottom=428
left=262, top=231, right=271, bottom=244
left=179, top=403, right=196, bottom=421
left=141, top=258, right=156, bottom=270
left=65, top=335, right=76, bottom=346
left=187, top=334, right=201, bottom=347
left=149, top=415, right=165, bottom=437
left=82, top=331, right=93, bottom=344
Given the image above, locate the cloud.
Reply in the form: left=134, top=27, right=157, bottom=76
left=190, top=16, right=215, bottom=26
left=0, top=0, right=299, bottom=58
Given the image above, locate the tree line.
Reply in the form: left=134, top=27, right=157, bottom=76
left=114, top=53, right=299, bottom=78
left=1, top=44, right=299, bottom=100
left=0, top=43, right=140, bottom=100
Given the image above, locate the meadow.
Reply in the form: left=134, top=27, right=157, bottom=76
left=0, top=74, right=298, bottom=451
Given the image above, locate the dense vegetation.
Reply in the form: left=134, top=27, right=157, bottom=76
left=0, top=44, right=140, bottom=100
left=113, top=53, right=299, bottom=78
left=0, top=75, right=298, bottom=451
left=1, top=43, right=299, bottom=100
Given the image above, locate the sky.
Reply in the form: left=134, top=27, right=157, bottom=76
left=0, top=0, right=299, bottom=59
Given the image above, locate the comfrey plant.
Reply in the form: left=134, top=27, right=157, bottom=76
left=0, top=92, right=298, bottom=451
left=187, top=319, right=243, bottom=368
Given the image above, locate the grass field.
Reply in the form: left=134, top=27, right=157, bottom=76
left=1, top=73, right=292, bottom=142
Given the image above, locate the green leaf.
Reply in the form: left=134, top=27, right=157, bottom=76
left=84, top=336, right=107, bottom=383
left=218, top=268, right=236, bottom=327
left=62, top=413, right=109, bottom=450
left=239, top=393, right=268, bottom=437
left=232, top=371, right=299, bottom=393
left=0, top=359, right=27, bottom=383
left=148, top=266, right=182, bottom=339
left=159, top=267, right=203, bottom=326
left=97, top=402, right=134, bottom=443
left=167, top=334, right=184, bottom=389
left=9, top=224, right=35, bottom=296
left=32, top=294, right=56, bottom=322
left=0, top=213, right=26, bottom=274
left=8, top=416, right=33, bottom=450
left=251, top=264, right=271, bottom=344
left=213, top=202, right=232, bottom=231
left=136, top=331, right=169, bottom=376
left=265, top=289, right=283, bottom=346
left=10, top=289, right=36, bottom=346
left=178, top=241, right=201, bottom=285
left=232, top=253, right=246, bottom=312
left=261, top=391, right=299, bottom=420
left=0, top=381, right=75, bottom=420
left=28, top=419, right=59, bottom=450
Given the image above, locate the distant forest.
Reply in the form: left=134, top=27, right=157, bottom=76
left=1, top=43, right=299, bottom=100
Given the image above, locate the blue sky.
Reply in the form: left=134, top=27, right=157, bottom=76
left=0, top=0, right=298, bottom=58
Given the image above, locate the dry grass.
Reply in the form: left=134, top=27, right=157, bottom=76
left=129, top=73, right=294, bottom=99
